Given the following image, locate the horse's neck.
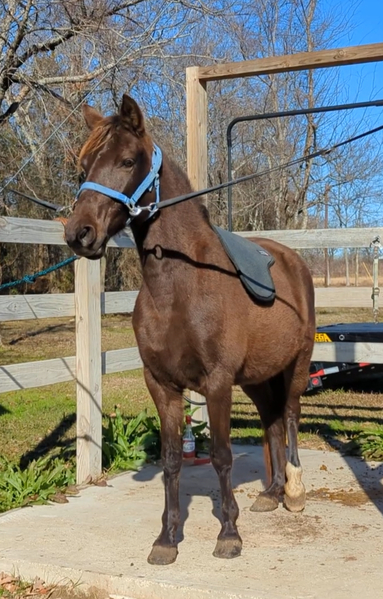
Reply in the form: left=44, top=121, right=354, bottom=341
left=134, top=196, right=210, bottom=264
left=131, top=158, right=213, bottom=289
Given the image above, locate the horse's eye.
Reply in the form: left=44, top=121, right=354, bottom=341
left=78, top=171, right=86, bottom=185
left=121, top=158, right=135, bottom=168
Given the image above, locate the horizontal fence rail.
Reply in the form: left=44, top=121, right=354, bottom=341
left=2, top=216, right=383, bottom=249
left=0, top=291, right=139, bottom=321
left=0, top=216, right=135, bottom=249
left=0, top=287, right=375, bottom=322
left=2, top=342, right=383, bottom=396
left=0, top=348, right=142, bottom=393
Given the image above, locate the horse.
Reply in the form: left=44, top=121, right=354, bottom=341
left=64, top=94, right=316, bottom=566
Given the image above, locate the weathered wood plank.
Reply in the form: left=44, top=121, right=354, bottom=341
left=197, top=42, right=383, bottom=81
left=101, top=347, right=143, bottom=374
left=186, top=67, right=209, bottom=426
left=312, top=342, right=383, bottom=363
left=186, top=67, right=208, bottom=195
left=0, top=348, right=142, bottom=393
left=238, top=228, right=383, bottom=249
left=0, top=287, right=374, bottom=322
left=314, top=287, right=373, bottom=308
left=0, top=291, right=138, bottom=321
left=2, top=216, right=383, bottom=250
left=0, top=216, right=135, bottom=248
left=0, top=293, right=75, bottom=320
left=2, top=340, right=383, bottom=396
left=101, top=290, right=138, bottom=315
left=0, top=357, right=77, bottom=392
left=75, top=258, right=102, bottom=483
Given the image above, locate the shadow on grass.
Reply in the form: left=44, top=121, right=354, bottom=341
left=19, top=413, right=76, bottom=468
left=0, top=404, right=11, bottom=417
left=9, top=322, right=73, bottom=346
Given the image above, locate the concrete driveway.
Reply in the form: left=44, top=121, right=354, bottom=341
left=1, top=445, right=382, bottom=599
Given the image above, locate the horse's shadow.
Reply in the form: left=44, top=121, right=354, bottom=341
left=132, top=446, right=266, bottom=543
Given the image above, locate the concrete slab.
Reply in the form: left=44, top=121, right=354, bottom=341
left=1, top=446, right=383, bottom=599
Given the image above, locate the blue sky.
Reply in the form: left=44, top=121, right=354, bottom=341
left=330, top=0, right=383, bottom=101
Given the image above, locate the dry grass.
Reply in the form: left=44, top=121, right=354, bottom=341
left=315, top=307, right=375, bottom=325
left=0, top=314, right=136, bottom=365
left=0, top=572, right=107, bottom=599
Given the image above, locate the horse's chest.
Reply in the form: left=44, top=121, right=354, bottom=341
left=133, top=302, right=207, bottom=386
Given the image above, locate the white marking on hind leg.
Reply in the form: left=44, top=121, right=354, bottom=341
left=284, top=462, right=305, bottom=499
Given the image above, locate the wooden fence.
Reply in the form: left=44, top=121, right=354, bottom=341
left=1, top=216, right=383, bottom=482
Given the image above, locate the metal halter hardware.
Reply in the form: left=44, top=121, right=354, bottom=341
left=75, top=144, right=163, bottom=223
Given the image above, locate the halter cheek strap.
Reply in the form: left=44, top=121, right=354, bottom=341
left=75, top=144, right=162, bottom=223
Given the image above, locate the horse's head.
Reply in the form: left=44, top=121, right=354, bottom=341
left=64, top=95, right=157, bottom=258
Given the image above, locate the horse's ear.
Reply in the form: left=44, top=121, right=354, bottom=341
left=82, top=105, right=105, bottom=130
left=120, top=95, right=145, bottom=136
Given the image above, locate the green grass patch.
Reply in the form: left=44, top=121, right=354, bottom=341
left=0, top=407, right=209, bottom=513
left=344, top=430, right=383, bottom=460
left=0, top=454, right=76, bottom=512
left=0, top=369, right=153, bottom=462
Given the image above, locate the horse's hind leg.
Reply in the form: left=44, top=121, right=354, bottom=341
left=242, top=377, right=286, bottom=512
left=283, top=354, right=309, bottom=513
left=143, top=367, right=184, bottom=566
left=206, top=382, right=242, bottom=559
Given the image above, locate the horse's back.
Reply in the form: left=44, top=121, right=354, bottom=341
left=250, top=236, right=314, bottom=309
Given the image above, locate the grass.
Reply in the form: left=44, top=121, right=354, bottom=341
left=0, top=370, right=154, bottom=462
left=1, top=309, right=383, bottom=465
left=0, top=314, right=136, bottom=364
left=231, top=385, right=383, bottom=452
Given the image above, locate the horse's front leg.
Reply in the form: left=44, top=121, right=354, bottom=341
left=144, top=367, right=184, bottom=566
left=207, top=382, right=242, bottom=559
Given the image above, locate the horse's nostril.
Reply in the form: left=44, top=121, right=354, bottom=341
left=77, top=225, right=96, bottom=247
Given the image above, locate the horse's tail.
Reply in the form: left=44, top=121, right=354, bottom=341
left=262, top=430, right=272, bottom=486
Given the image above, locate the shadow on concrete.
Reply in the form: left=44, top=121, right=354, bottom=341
left=133, top=447, right=265, bottom=545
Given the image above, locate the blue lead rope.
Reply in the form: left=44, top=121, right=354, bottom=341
left=0, top=255, right=78, bottom=292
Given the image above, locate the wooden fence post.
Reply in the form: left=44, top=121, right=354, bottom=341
left=75, top=257, right=102, bottom=484
left=186, top=67, right=210, bottom=429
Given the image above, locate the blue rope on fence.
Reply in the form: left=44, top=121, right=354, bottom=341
left=0, top=255, right=78, bottom=292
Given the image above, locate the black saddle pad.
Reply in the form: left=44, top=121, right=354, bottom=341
left=213, top=225, right=275, bottom=303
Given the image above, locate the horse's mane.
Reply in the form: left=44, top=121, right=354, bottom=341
left=78, top=118, right=114, bottom=168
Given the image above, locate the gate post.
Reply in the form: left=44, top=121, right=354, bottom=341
left=186, top=67, right=209, bottom=428
left=75, top=257, right=102, bottom=483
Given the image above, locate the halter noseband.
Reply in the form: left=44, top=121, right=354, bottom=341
left=75, top=144, right=162, bottom=224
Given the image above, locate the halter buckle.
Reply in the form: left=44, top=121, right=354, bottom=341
left=127, top=201, right=143, bottom=216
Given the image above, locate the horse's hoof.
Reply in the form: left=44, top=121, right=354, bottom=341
left=250, top=493, right=279, bottom=512
left=147, top=545, right=178, bottom=565
left=213, top=538, right=242, bottom=559
left=284, top=492, right=306, bottom=513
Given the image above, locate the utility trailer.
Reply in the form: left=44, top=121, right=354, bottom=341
left=307, top=323, right=383, bottom=391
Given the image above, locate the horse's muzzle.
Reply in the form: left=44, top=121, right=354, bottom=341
left=64, top=221, right=106, bottom=259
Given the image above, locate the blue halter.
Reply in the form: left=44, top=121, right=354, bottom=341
left=75, top=144, right=162, bottom=223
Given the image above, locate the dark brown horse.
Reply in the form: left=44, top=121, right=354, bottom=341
left=64, top=95, right=315, bottom=566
